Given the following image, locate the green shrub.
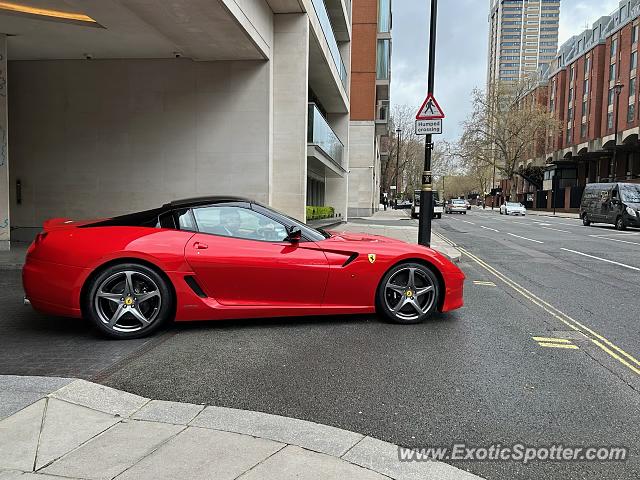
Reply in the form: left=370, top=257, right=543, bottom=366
left=306, top=206, right=335, bottom=221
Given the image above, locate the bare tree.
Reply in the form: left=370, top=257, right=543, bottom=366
left=383, top=104, right=460, bottom=200
left=457, top=78, right=559, bottom=199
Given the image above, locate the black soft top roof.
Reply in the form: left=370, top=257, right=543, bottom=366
left=84, top=197, right=254, bottom=228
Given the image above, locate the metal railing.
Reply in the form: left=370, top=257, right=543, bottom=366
left=308, top=103, right=344, bottom=167
left=311, top=0, right=348, bottom=89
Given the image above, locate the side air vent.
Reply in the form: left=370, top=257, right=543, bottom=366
left=184, top=276, right=207, bottom=298
left=342, top=253, right=358, bottom=267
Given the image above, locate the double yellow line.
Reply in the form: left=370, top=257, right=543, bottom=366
left=434, top=232, right=640, bottom=376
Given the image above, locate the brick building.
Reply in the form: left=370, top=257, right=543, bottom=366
left=504, top=0, right=640, bottom=211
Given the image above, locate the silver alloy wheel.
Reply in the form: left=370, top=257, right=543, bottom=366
left=94, top=270, right=162, bottom=333
left=384, top=267, right=436, bottom=321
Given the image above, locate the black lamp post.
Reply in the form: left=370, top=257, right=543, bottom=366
left=611, top=80, right=624, bottom=181
left=418, top=0, right=439, bottom=247
left=395, top=128, right=402, bottom=207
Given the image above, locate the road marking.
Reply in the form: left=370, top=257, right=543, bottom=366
left=480, top=226, right=500, bottom=232
left=590, top=236, right=640, bottom=246
left=540, top=226, right=572, bottom=234
left=590, top=232, right=640, bottom=237
left=537, top=342, right=580, bottom=350
left=461, top=220, right=476, bottom=225
left=532, top=337, right=572, bottom=343
left=473, top=280, right=496, bottom=286
left=432, top=231, right=640, bottom=376
left=561, top=248, right=640, bottom=272
left=507, top=232, right=544, bottom=244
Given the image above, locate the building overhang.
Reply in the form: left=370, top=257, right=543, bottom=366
left=307, top=145, right=346, bottom=178
left=2, top=0, right=270, bottom=61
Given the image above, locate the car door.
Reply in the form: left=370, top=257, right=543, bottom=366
left=184, top=203, right=329, bottom=307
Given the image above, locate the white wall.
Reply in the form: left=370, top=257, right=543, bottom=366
left=270, top=14, right=309, bottom=221
left=8, top=58, right=270, bottom=239
left=348, top=121, right=376, bottom=217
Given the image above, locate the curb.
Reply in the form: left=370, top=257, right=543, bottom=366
left=0, top=375, right=483, bottom=480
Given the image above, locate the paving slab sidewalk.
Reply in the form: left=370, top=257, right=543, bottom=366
left=0, top=375, right=483, bottom=480
left=339, top=210, right=462, bottom=263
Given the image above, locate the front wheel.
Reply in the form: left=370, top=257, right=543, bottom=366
left=377, top=263, right=440, bottom=325
left=615, top=216, right=627, bottom=231
left=85, top=263, right=173, bottom=339
left=582, top=213, right=591, bottom=226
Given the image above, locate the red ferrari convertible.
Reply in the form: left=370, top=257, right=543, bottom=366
left=23, top=197, right=464, bottom=339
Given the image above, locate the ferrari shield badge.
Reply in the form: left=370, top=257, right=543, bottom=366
left=368, top=253, right=376, bottom=264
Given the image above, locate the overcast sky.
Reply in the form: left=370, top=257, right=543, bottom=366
left=390, top=0, right=620, bottom=142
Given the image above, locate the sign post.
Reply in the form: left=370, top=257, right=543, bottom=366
left=417, top=0, right=441, bottom=248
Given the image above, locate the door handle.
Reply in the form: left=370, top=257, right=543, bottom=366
left=193, top=242, right=208, bottom=250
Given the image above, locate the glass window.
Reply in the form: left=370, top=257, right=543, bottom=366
left=610, top=63, right=616, bottom=81
left=193, top=206, right=289, bottom=242
left=634, top=25, right=639, bottom=44
left=607, top=112, right=614, bottom=129
left=628, top=103, right=635, bottom=123
left=611, top=38, right=618, bottom=57
left=608, top=88, right=615, bottom=105
left=584, top=57, right=590, bottom=75
left=581, top=122, right=587, bottom=138
left=582, top=100, right=587, bottom=116
left=583, top=79, right=589, bottom=93
left=631, top=77, right=637, bottom=95
left=632, top=51, right=638, bottom=70
left=378, top=0, right=391, bottom=32
left=376, top=39, right=390, bottom=80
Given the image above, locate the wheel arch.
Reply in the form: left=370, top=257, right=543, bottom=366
left=377, top=257, right=446, bottom=312
left=80, top=257, right=177, bottom=319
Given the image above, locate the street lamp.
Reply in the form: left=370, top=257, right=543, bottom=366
left=611, top=80, right=624, bottom=181
left=395, top=128, right=402, bottom=207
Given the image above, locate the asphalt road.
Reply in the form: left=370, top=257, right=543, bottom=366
left=2, top=210, right=639, bottom=479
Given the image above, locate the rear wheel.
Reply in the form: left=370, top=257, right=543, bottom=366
left=85, top=263, right=173, bottom=339
left=582, top=213, right=591, bottom=226
left=615, top=216, right=627, bottom=231
left=377, top=263, right=439, bottom=325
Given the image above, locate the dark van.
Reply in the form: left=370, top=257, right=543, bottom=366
left=579, top=182, right=640, bottom=230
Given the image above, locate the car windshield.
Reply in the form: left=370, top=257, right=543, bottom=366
left=254, top=203, right=331, bottom=241
left=620, top=184, right=640, bottom=203
left=452, top=200, right=465, bottom=204
left=506, top=202, right=521, bottom=207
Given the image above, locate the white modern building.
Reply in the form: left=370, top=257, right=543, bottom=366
left=0, top=0, right=352, bottom=249
left=487, top=0, right=560, bottom=85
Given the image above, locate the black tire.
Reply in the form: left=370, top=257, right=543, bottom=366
left=376, top=262, right=440, bottom=325
left=437, top=213, right=442, bottom=219
left=84, top=263, right=173, bottom=339
left=615, top=216, right=627, bottom=231
left=582, top=213, right=591, bottom=226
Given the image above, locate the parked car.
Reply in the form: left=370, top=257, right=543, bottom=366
left=411, top=190, right=443, bottom=219
left=22, top=197, right=465, bottom=339
left=500, top=202, right=527, bottom=216
left=445, top=199, right=468, bottom=214
left=395, top=200, right=412, bottom=210
left=579, top=182, right=640, bottom=230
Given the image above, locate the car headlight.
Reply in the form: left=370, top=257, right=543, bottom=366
left=626, top=206, right=637, bottom=216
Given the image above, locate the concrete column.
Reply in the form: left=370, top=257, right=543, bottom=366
left=271, top=14, right=309, bottom=222
left=0, top=35, right=8, bottom=250
left=326, top=112, right=349, bottom=220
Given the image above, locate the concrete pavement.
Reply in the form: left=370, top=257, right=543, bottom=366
left=0, top=375, right=482, bottom=480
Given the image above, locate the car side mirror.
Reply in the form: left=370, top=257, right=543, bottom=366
left=286, top=226, right=302, bottom=242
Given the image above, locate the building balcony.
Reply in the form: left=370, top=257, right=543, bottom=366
left=376, top=38, right=391, bottom=101
left=310, top=0, right=348, bottom=89
left=375, top=100, right=390, bottom=136
left=307, top=103, right=346, bottom=177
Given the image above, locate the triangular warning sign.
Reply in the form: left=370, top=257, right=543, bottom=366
left=416, top=93, right=445, bottom=120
